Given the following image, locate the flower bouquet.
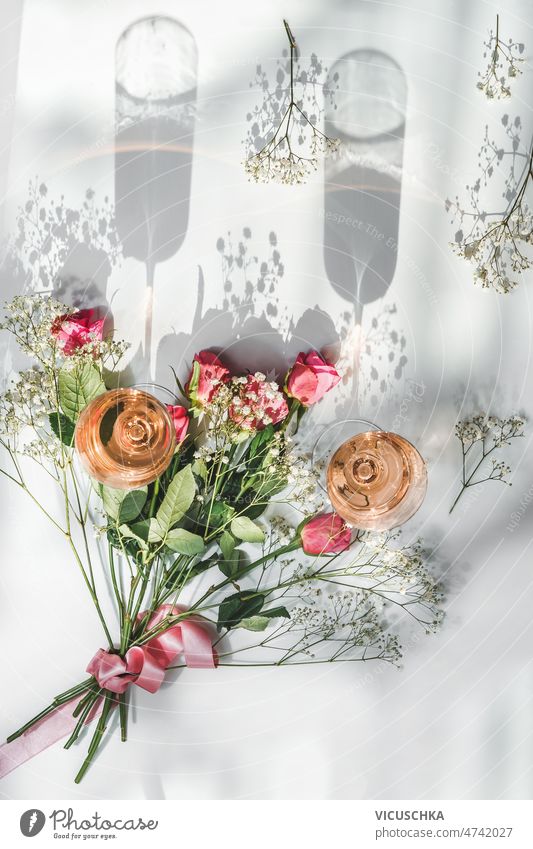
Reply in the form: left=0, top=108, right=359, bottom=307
left=0, top=296, right=442, bottom=783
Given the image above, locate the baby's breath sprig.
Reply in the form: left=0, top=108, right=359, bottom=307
left=448, top=18, right=531, bottom=292
left=244, top=20, right=340, bottom=185
left=449, top=413, right=525, bottom=514
left=447, top=119, right=533, bottom=294
left=477, top=14, right=524, bottom=100
left=209, top=531, right=442, bottom=667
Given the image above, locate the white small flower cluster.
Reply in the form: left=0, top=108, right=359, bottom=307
left=0, top=295, right=67, bottom=362
left=489, top=458, right=512, bottom=481
left=0, top=366, right=55, bottom=435
left=230, top=372, right=285, bottom=430
left=311, top=133, right=340, bottom=158
left=451, top=413, right=525, bottom=511
left=244, top=110, right=340, bottom=185
left=454, top=208, right=533, bottom=294
left=245, top=149, right=309, bottom=185
left=286, top=590, right=402, bottom=664
left=477, top=20, right=524, bottom=99
left=455, top=413, right=525, bottom=449
left=0, top=295, right=129, bottom=369
left=0, top=294, right=129, bottom=467
left=455, top=415, right=490, bottom=444
left=0, top=363, right=67, bottom=465
left=447, top=19, right=530, bottom=293
left=269, top=515, right=296, bottom=546
left=284, top=448, right=323, bottom=513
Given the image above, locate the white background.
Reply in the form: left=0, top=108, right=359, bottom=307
left=0, top=0, right=533, bottom=800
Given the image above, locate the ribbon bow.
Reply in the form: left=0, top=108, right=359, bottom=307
left=87, top=605, right=216, bottom=694
left=0, top=605, right=216, bottom=779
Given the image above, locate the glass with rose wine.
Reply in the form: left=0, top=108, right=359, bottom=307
left=313, top=419, right=427, bottom=530
left=74, top=387, right=176, bottom=489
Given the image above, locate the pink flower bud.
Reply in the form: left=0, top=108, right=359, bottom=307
left=301, top=512, right=351, bottom=555
left=166, top=404, right=189, bottom=444
left=51, top=308, right=105, bottom=355
left=186, top=350, right=230, bottom=409
left=286, top=351, right=340, bottom=406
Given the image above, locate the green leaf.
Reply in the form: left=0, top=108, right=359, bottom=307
left=187, top=360, right=203, bottom=415
left=231, top=516, right=265, bottom=543
left=118, top=523, right=149, bottom=550
left=165, top=528, right=205, bottom=555
left=156, top=465, right=196, bottom=534
left=58, top=362, right=106, bottom=421
left=147, top=519, right=166, bottom=543
left=238, top=616, right=270, bottom=632
left=218, top=530, right=241, bottom=579
left=208, top=501, right=235, bottom=530
left=219, top=551, right=242, bottom=579
left=192, top=458, right=208, bottom=481
left=217, top=590, right=265, bottom=631
left=101, top=485, right=147, bottom=524
left=248, top=424, right=274, bottom=461
left=262, top=606, right=290, bottom=620
left=219, top=530, right=236, bottom=561
left=49, top=412, right=75, bottom=446
left=238, top=607, right=290, bottom=632
left=120, top=518, right=172, bottom=545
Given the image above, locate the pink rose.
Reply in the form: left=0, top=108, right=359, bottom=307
left=229, top=374, right=288, bottom=431
left=286, top=351, right=341, bottom=406
left=166, top=404, right=189, bottom=444
left=187, top=350, right=230, bottom=409
left=301, top=513, right=351, bottom=555
left=51, top=308, right=105, bottom=355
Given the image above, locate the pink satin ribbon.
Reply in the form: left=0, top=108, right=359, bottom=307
left=87, top=604, right=217, bottom=694
left=0, top=605, right=216, bottom=779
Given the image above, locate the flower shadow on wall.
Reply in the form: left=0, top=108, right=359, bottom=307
left=154, top=228, right=341, bottom=389
left=153, top=228, right=398, bottom=418
left=0, top=181, right=409, bottom=419
left=0, top=182, right=120, bottom=377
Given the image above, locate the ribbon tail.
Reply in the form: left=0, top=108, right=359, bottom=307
left=0, top=695, right=103, bottom=780
left=180, top=620, right=217, bottom=668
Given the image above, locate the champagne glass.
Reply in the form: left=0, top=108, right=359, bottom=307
left=115, top=16, right=198, bottom=373
left=313, top=420, right=426, bottom=530
left=324, top=50, right=407, bottom=402
left=75, top=388, right=176, bottom=489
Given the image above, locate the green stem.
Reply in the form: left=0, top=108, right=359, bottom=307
left=108, top=540, right=125, bottom=629
left=74, top=692, right=115, bottom=784
left=64, top=690, right=101, bottom=750
left=119, top=693, right=128, bottom=742
left=131, top=542, right=300, bottom=648
left=148, top=478, right=160, bottom=518
left=6, top=678, right=94, bottom=743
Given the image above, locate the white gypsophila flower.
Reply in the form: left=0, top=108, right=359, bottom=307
left=450, top=412, right=525, bottom=512
left=477, top=17, right=524, bottom=100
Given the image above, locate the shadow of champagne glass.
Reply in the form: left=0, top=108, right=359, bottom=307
left=323, top=49, right=407, bottom=407
left=115, top=16, right=198, bottom=376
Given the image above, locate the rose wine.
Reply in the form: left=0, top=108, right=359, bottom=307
left=75, top=388, right=176, bottom=489
left=326, top=430, right=426, bottom=529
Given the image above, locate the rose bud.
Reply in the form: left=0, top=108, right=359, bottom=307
left=51, top=308, right=105, bottom=355
left=166, top=404, right=189, bottom=444
left=285, top=351, right=340, bottom=406
left=186, top=350, right=230, bottom=410
left=301, top=512, right=351, bottom=555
